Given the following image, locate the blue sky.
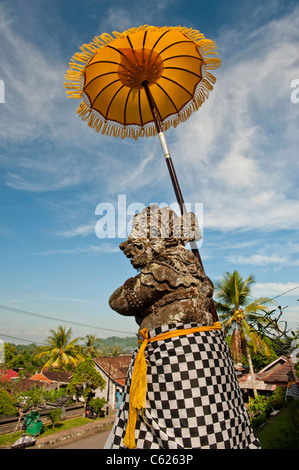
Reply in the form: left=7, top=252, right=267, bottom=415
left=0, top=0, right=298, bottom=345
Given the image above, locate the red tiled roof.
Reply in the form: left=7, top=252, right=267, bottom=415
left=94, top=356, right=131, bottom=387
left=29, top=373, right=52, bottom=383
left=0, top=369, right=19, bottom=382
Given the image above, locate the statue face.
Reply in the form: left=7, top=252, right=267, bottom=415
left=119, top=238, right=151, bottom=269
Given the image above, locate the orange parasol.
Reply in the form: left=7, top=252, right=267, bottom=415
left=64, top=25, right=221, bottom=320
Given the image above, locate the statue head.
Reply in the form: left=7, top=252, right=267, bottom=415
left=119, top=205, right=201, bottom=269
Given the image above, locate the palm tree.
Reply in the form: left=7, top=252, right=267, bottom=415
left=35, top=325, right=84, bottom=372
left=82, top=334, right=102, bottom=358
left=214, top=270, right=274, bottom=397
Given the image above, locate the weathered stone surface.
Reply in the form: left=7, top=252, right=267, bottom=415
left=109, top=205, right=214, bottom=332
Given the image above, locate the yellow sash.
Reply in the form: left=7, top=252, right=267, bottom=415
left=123, top=321, right=222, bottom=449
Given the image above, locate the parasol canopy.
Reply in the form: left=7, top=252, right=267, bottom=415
left=65, top=24, right=221, bottom=322
left=64, top=25, right=221, bottom=139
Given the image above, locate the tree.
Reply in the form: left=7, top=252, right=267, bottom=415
left=82, top=335, right=102, bottom=358
left=4, top=342, right=43, bottom=373
left=35, top=325, right=84, bottom=371
left=48, top=408, right=63, bottom=428
left=88, top=397, right=107, bottom=417
left=111, top=346, right=121, bottom=357
left=214, top=270, right=274, bottom=397
left=0, top=390, right=17, bottom=416
left=67, top=356, right=106, bottom=416
left=12, top=386, right=46, bottom=437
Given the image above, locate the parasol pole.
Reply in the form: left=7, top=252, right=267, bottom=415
left=142, top=81, right=186, bottom=215
left=143, top=81, right=218, bottom=321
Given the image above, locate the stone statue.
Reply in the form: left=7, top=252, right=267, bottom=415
left=109, top=205, right=214, bottom=332
left=105, top=204, right=261, bottom=449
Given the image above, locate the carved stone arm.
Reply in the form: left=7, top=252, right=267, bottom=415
left=109, top=275, right=159, bottom=317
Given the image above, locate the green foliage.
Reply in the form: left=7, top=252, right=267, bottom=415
left=247, top=388, right=287, bottom=431
left=35, top=325, right=84, bottom=371
left=215, top=270, right=256, bottom=312
left=67, top=356, right=105, bottom=404
left=81, top=334, right=102, bottom=358
left=247, top=342, right=278, bottom=371
left=214, top=270, right=274, bottom=366
left=99, top=336, right=137, bottom=355
left=0, top=390, right=17, bottom=416
left=88, top=397, right=107, bottom=416
left=268, top=385, right=287, bottom=409
left=15, top=385, right=45, bottom=411
left=0, top=416, right=93, bottom=447
left=1, top=335, right=136, bottom=381
left=47, top=408, right=63, bottom=428
left=4, top=342, right=43, bottom=372
left=247, top=394, right=272, bottom=429
left=43, top=388, right=72, bottom=405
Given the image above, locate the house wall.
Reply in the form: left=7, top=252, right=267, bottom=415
left=94, top=366, right=118, bottom=412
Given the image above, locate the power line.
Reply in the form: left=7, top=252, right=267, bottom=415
left=269, top=285, right=299, bottom=300
left=3, top=285, right=296, bottom=340
left=0, top=333, right=47, bottom=346
left=0, top=304, right=135, bottom=336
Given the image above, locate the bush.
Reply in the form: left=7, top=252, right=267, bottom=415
left=87, top=397, right=106, bottom=417
left=47, top=408, right=63, bottom=428
left=247, top=394, right=272, bottom=430
left=268, top=386, right=286, bottom=409
left=0, top=390, right=17, bottom=416
left=44, top=388, right=73, bottom=406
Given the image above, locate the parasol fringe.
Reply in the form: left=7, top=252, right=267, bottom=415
left=75, top=67, right=217, bottom=140
left=76, top=67, right=218, bottom=139
left=64, top=24, right=221, bottom=139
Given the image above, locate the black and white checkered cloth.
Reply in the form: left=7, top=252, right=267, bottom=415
left=104, top=322, right=261, bottom=449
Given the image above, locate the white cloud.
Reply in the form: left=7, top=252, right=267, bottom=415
left=1, top=2, right=299, bottom=236
left=171, top=5, right=299, bottom=232
left=252, top=282, right=299, bottom=299
left=228, top=253, right=289, bottom=267
left=55, top=224, right=95, bottom=239
left=0, top=3, right=137, bottom=194
left=97, top=0, right=175, bottom=34
left=226, top=245, right=299, bottom=269
left=0, top=5, right=64, bottom=142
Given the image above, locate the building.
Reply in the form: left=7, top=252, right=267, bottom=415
left=0, top=369, right=19, bottom=382
left=28, top=369, right=72, bottom=389
left=14, top=369, right=73, bottom=393
left=257, top=356, right=299, bottom=387
left=237, top=356, right=299, bottom=399
left=93, top=356, right=131, bottom=412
